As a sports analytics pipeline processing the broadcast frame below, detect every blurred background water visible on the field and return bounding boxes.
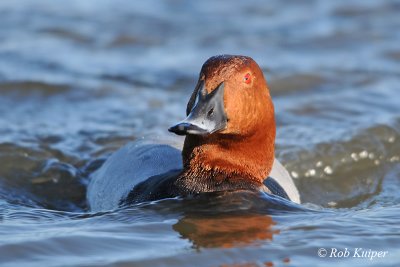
[0,0,400,266]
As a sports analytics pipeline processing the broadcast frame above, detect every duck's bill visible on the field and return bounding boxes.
[168,121,210,136]
[168,81,227,136]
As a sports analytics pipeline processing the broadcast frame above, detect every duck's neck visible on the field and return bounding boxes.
[176,127,275,194]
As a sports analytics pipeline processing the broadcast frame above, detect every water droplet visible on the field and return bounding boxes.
[374,160,380,165]
[389,156,399,162]
[388,137,395,143]
[316,161,323,167]
[324,166,333,175]
[368,153,375,159]
[359,150,368,159]
[291,171,299,179]
[328,201,337,207]
[306,169,316,177]
[351,153,359,161]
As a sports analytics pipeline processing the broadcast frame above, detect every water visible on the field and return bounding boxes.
[1,0,400,266]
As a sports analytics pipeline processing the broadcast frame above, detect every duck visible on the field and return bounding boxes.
[87,55,300,211]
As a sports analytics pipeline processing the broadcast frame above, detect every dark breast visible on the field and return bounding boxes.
[122,169,182,205]
[121,170,290,206]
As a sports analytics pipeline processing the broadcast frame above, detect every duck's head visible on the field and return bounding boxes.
[169,55,276,183]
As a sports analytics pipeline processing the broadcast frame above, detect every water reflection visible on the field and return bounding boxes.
[132,190,305,250]
[173,213,279,249]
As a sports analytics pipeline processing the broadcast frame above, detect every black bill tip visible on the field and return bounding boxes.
[168,122,209,136]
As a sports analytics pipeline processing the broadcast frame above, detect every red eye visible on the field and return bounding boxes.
[243,73,251,84]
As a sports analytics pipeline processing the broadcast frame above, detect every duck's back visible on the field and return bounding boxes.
[87,139,183,211]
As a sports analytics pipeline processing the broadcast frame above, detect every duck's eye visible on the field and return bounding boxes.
[243,73,251,84]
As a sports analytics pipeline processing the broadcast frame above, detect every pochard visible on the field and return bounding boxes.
[87,55,300,211]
